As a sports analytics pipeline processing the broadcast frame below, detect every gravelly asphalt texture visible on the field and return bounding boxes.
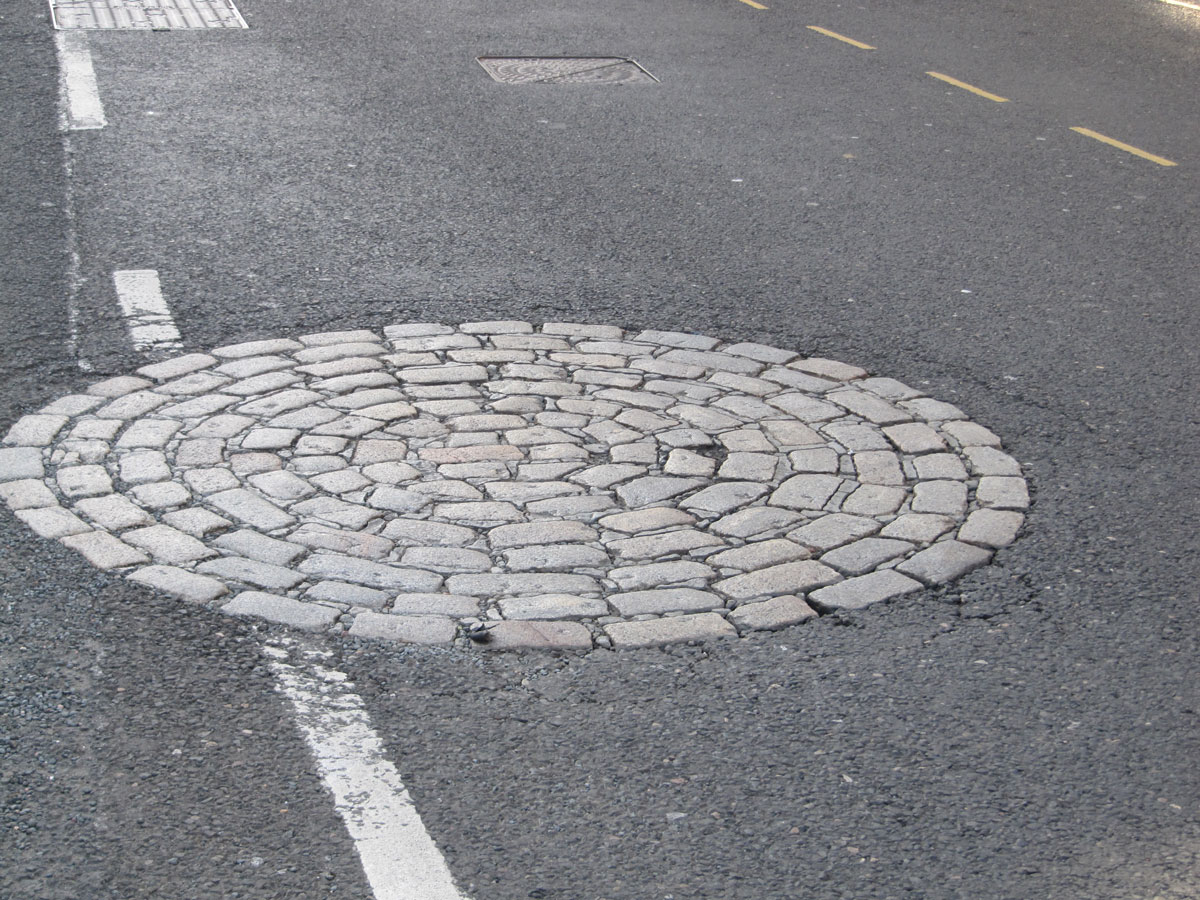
[2,0,1198,896]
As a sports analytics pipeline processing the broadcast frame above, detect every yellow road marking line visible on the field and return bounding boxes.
[1070,127,1177,167]
[926,71,1009,103]
[807,26,875,49]
[1160,0,1200,10]
[736,0,769,9]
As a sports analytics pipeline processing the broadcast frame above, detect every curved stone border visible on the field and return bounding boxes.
[0,322,1027,650]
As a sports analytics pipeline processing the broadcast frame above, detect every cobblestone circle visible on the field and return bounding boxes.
[0,322,1028,650]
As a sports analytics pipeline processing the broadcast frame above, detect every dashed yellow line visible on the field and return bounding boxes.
[736,0,769,8]
[926,71,1009,103]
[1070,127,1177,167]
[807,26,875,49]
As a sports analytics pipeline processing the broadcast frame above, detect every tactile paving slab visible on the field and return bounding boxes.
[0,322,1027,650]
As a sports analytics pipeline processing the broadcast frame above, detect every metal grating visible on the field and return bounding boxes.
[50,0,247,29]
[477,57,657,85]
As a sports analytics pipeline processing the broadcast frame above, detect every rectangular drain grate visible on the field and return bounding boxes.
[50,0,247,29]
[477,57,657,85]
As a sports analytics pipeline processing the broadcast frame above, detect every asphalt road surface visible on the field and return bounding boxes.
[2,0,1198,897]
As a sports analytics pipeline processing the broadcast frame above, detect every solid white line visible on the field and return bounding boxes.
[112,269,184,352]
[264,640,469,900]
[55,32,107,131]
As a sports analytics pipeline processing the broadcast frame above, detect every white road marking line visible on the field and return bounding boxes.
[55,32,107,131]
[264,640,469,900]
[112,269,184,352]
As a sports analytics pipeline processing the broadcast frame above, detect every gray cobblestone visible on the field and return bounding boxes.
[446,572,601,596]
[976,476,1030,510]
[129,565,228,603]
[819,537,914,576]
[791,357,866,381]
[5,414,70,447]
[431,500,523,524]
[60,531,150,569]
[769,474,842,511]
[119,451,171,485]
[911,480,968,516]
[598,507,695,534]
[606,529,725,560]
[231,455,288,478]
[207,488,296,530]
[0,447,46,481]
[540,322,624,339]
[707,539,809,571]
[57,465,113,499]
[16,507,91,538]
[728,595,816,631]
[294,342,387,365]
[213,355,294,379]
[294,497,383,528]
[305,581,392,608]
[963,446,1021,476]
[384,518,477,546]
[882,422,947,454]
[41,395,101,416]
[183,468,241,494]
[160,508,230,537]
[840,484,906,516]
[389,593,479,615]
[197,556,305,591]
[249,470,316,502]
[401,546,492,573]
[616,476,708,506]
[211,338,303,358]
[87,375,154,397]
[350,613,457,644]
[853,450,904,485]
[609,560,715,591]
[713,560,840,600]
[681,481,769,515]
[223,592,341,630]
[298,554,443,591]
[941,420,1002,448]
[498,594,606,619]
[958,509,1024,548]
[605,612,736,648]
[0,479,58,509]
[187,413,254,439]
[913,453,969,480]
[96,391,169,420]
[123,524,215,565]
[213,529,305,566]
[504,544,610,571]
[808,569,923,610]
[288,526,394,559]
[709,506,804,539]
[880,513,957,543]
[896,540,992,585]
[608,587,722,615]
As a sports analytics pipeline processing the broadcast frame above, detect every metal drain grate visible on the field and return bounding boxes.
[477,57,657,85]
[49,0,247,29]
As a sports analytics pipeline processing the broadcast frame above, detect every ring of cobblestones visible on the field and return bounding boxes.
[0,322,1028,651]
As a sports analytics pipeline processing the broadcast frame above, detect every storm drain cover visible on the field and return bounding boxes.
[49,0,247,29]
[477,57,657,85]
[0,321,1028,652]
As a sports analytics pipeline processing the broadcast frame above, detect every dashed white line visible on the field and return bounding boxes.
[112,269,184,352]
[55,31,106,131]
[264,640,470,900]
